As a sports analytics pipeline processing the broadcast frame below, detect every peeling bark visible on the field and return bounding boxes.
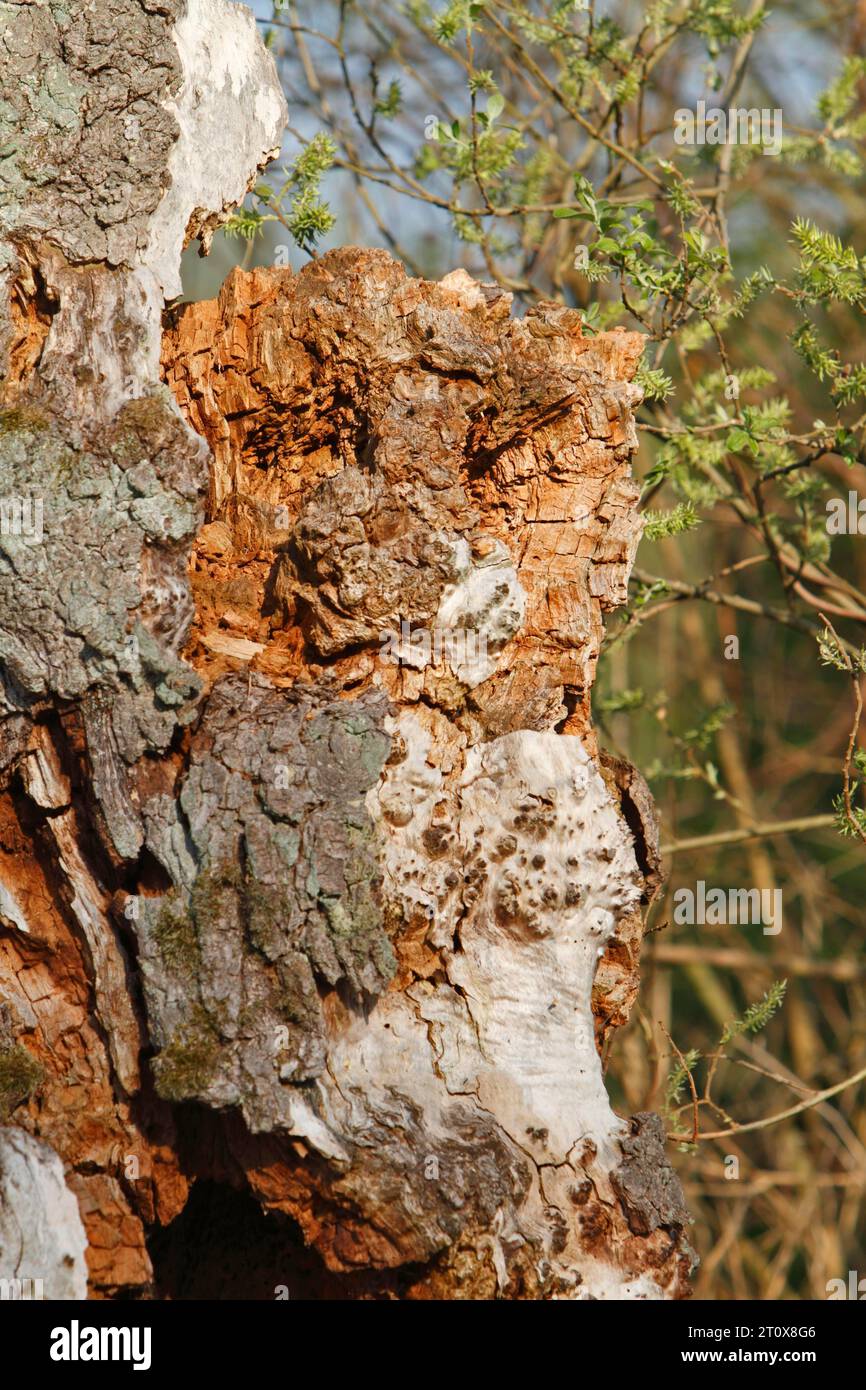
[0,0,692,1299]
[0,0,285,1297]
[0,1125,88,1300]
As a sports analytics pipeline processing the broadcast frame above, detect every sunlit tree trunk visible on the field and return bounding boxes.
[0,0,691,1299]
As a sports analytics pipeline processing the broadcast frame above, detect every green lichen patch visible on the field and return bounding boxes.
[151,1009,220,1103]
[0,1044,45,1120]
[153,893,199,974]
[154,862,244,976]
[190,861,242,935]
[0,407,50,436]
[135,677,395,1125]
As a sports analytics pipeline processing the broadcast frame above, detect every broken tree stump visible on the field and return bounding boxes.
[0,0,692,1299]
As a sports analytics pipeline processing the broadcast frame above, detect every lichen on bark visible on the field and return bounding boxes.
[135,675,396,1131]
[0,0,287,1296]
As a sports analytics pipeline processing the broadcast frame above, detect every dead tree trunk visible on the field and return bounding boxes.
[0,1,692,1299]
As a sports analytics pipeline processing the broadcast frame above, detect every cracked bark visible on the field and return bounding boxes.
[0,0,693,1299]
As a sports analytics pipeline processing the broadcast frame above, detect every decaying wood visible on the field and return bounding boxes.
[0,0,692,1299]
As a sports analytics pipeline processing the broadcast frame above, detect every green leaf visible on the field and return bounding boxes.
[486,91,504,121]
[643,500,701,541]
[726,427,751,452]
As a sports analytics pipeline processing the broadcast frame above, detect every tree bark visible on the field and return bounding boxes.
[0,0,693,1299]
